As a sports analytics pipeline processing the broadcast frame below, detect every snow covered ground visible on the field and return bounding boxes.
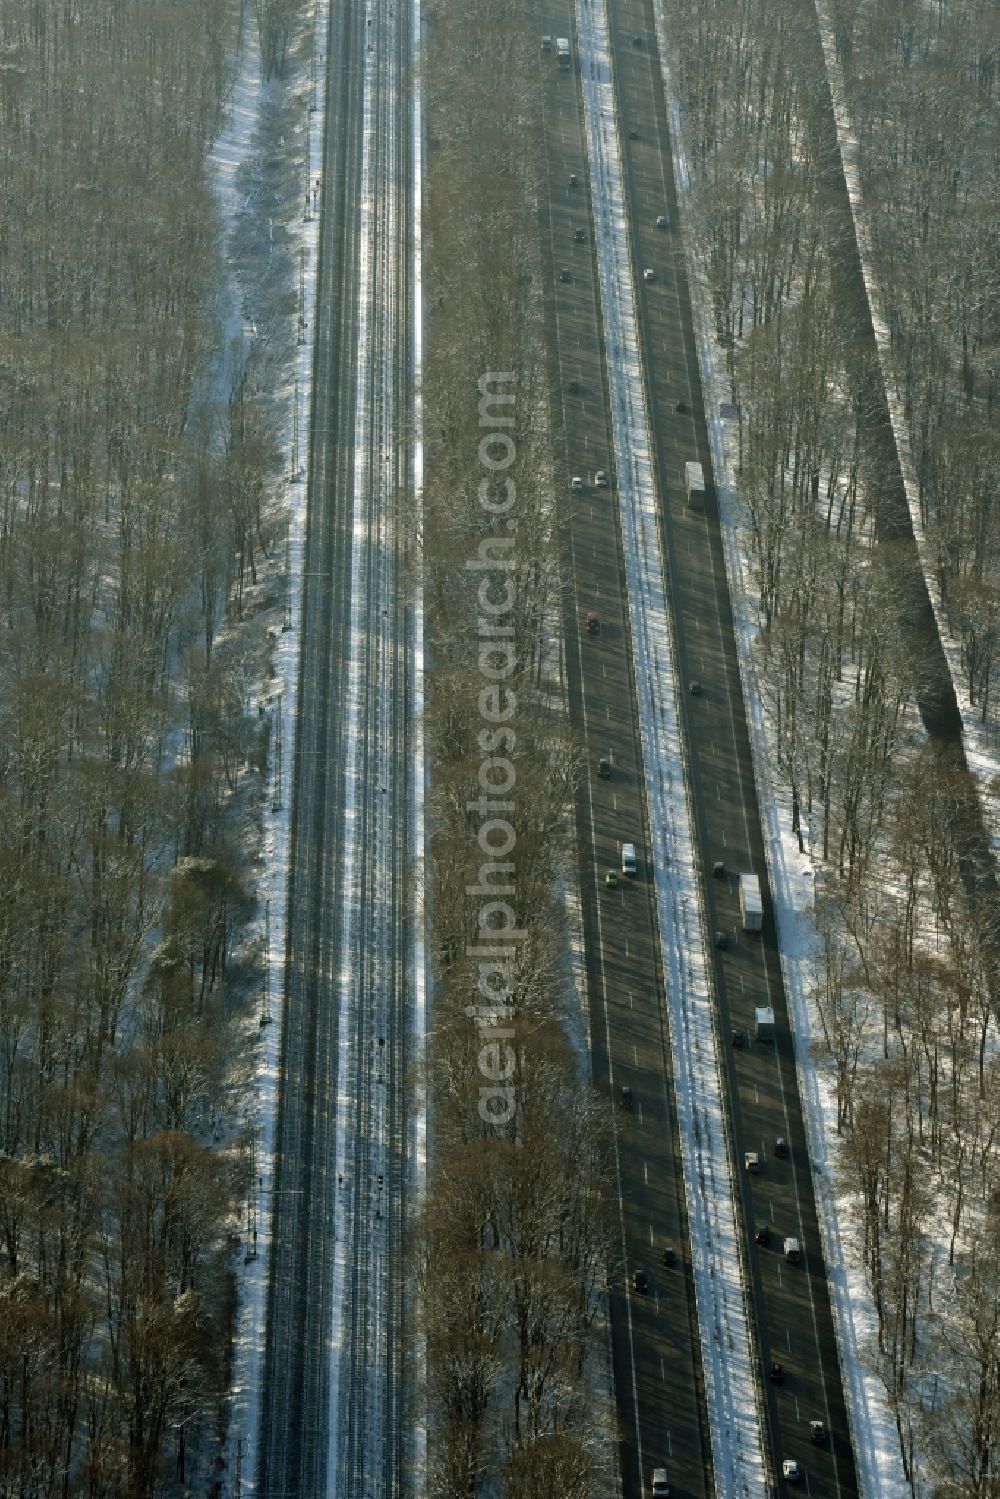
[652,5,912,1494]
[574,0,770,1491]
[209,2,331,1488]
[811,0,1000,857]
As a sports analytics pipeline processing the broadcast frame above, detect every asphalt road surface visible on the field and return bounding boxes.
[538,13,713,1499]
[609,1,861,1491]
[539,3,863,1495]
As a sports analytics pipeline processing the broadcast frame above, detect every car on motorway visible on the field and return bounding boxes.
[782,1458,802,1482]
[745,1151,760,1173]
[731,1026,746,1046]
[688,678,701,694]
[643,266,655,281]
[632,1268,648,1294]
[571,474,583,491]
[620,1085,633,1110]
[569,171,579,186]
[783,1236,802,1263]
[716,930,730,950]
[768,1361,785,1383]
[774,1136,789,1158]
[574,227,586,242]
[754,1223,770,1245]
[585,610,599,633]
[656,213,668,228]
[632,33,644,46]
[621,841,637,875]
[713,859,725,878]
[629,126,640,140]
[661,1245,677,1267]
[560,267,572,283]
[598,757,612,778]
[605,869,619,888]
[541,33,551,48]
[650,1469,670,1497]
[809,1420,827,1444]
[595,468,610,486]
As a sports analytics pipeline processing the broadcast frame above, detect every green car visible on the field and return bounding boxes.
[605,869,619,888]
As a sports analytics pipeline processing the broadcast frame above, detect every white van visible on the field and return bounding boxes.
[783,1236,801,1263]
[621,842,637,875]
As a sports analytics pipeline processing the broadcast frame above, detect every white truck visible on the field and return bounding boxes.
[739,873,763,932]
[754,1006,775,1041]
[684,460,705,504]
[556,36,571,65]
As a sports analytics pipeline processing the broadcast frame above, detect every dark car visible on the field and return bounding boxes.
[809,1420,827,1445]
[774,1137,789,1159]
[688,679,701,694]
[632,33,643,46]
[560,267,572,283]
[574,227,586,242]
[768,1361,784,1384]
[661,1245,677,1267]
[620,1085,633,1110]
[716,930,730,950]
[569,172,579,186]
[585,611,600,634]
[628,126,640,140]
[754,1224,770,1246]
[632,1268,648,1294]
[598,758,612,779]
[713,860,725,878]
[731,1027,746,1048]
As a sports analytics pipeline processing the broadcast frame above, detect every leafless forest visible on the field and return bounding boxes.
[0,1,302,1492]
[2,0,997,1493]
[667,0,999,1489]
[416,1,617,1494]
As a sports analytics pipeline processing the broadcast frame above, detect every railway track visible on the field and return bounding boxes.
[257,0,414,1494]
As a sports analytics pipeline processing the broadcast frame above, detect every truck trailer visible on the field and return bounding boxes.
[739,873,763,932]
[754,1006,775,1041]
[684,460,705,504]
